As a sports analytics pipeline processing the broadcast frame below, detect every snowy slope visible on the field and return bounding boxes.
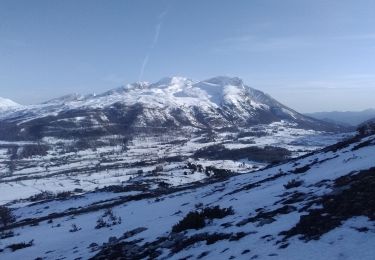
[0,97,20,110]
[0,129,374,259]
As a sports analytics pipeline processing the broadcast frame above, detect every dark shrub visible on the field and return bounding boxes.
[55,191,73,200]
[152,165,164,174]
[75,138,92,150]
[6,240,34,252]
[200,206,234,219]
[291,165,310,174]
[158,181,170,189]
[172,206,234,233]
[69,224,81,232]
[0,231,15,239]
[29,191,54,201]
[0,205,16,227]
[18,144,49,159]
[95,208,122,229]
[237,131,268,138]
[205,166,232,178]
[284,179,304,189]
[172,211,205,233]
[194,144,291,163]
[7,146,18,160]
[29,191,73,202]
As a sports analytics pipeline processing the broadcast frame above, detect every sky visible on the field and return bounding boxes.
[0,0,374,113]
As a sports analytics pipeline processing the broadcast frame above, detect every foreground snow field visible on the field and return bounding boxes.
[0,131,374,259]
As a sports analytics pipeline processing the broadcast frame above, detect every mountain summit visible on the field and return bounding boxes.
[0,97,20,110]
[0,76,344,140]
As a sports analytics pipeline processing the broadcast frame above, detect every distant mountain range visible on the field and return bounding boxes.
[0,76,344,141]
[306,109,375,126]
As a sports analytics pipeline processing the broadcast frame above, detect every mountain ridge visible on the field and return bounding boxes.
[0,76,346,142]
[306,108,375,126]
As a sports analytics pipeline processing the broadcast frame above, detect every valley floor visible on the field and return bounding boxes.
[0,122,348,204]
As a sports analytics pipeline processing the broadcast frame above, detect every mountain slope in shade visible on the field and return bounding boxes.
[306,108,375,126]
[0,76,344,141]
[358,117,375,135]
[0,123,373,259]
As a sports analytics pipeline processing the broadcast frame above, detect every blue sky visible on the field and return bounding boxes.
[0,0,374,112]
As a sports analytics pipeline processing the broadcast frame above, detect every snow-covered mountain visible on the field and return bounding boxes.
[0,76,367,260]
[0,121,373,260]
[0,76,344,141]
[0,97,20,111]
[0,76,351,204]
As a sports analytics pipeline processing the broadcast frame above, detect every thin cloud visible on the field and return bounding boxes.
[138,6,170,81]
[152,23,162,47]
[152,8,168,48]
[139,54,150,82]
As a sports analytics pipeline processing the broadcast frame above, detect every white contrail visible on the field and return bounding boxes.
[152,23,162,47]
[138,7,169,81]
[139,54,150,82]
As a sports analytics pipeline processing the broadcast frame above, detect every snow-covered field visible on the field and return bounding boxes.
[0,122,348,204]
[0,130,373,259]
